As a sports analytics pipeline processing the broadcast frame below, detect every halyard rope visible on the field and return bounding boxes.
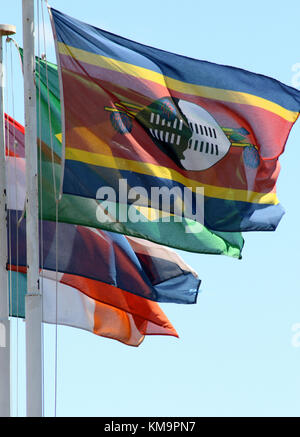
[41,0,60,417]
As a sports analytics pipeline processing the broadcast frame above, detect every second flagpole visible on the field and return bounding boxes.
[23,0,43,417]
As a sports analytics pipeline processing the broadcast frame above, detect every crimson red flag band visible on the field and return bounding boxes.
[50,7,300,232]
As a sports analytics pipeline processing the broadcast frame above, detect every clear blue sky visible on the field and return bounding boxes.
[2,0,300,417]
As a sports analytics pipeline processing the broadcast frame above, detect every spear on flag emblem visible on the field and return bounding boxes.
[105,98,258,171]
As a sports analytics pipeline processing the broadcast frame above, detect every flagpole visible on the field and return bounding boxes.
[0,23,16,418]
[22,0,43,417]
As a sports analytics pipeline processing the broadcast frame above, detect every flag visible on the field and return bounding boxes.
[27,49,244,258]
[50,8,300,232]
[8,271,177,347]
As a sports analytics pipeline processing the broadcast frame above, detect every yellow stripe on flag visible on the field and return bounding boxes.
[65,147,279,205]
[58,42,299,123]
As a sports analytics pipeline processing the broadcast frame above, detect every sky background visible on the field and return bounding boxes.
[2,0,300,417]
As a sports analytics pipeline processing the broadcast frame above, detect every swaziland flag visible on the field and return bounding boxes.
[50,7,300,235]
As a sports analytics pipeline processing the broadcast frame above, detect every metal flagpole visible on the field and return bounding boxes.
[0,23,16,418]
[22,0,43,417]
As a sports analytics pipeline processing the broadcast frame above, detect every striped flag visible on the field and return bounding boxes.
[50,8,300,233]
[9,271,176,347]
